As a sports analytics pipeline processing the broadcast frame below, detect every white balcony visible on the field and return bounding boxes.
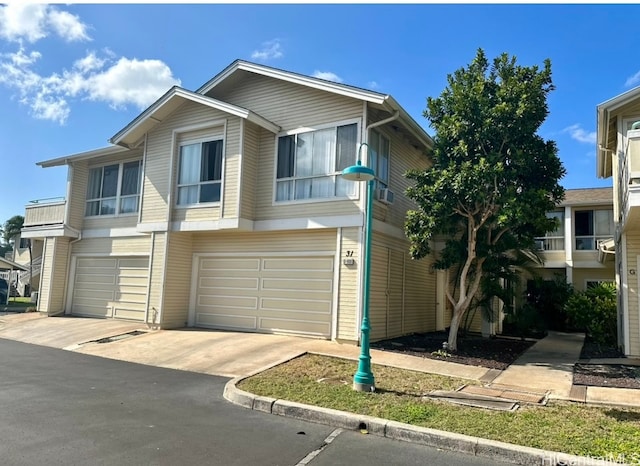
[22,198,79,239]
[621,129,640,231]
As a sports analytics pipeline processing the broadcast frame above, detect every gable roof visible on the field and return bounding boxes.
[597,85,640,178]
[560,187,612,207]
[197,60,433,151]
[110,86,281,148]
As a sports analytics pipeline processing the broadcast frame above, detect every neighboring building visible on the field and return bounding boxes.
[21,60,438,343]
[597,86,640,357]
[533,187,615,291]
[8,233,43,297]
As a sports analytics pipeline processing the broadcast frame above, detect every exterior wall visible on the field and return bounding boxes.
[69,160,88,231]
[370,231,435,341]
[239,121,261,221]
[572,267,615,292]
[209,72,363,131]
[624,231,640,356]
[160,232,193,328]
[38,237,69,315]
[147,232,167,327]
[140,101,241,225]
[70,236,150,256]
[336,227,360,341]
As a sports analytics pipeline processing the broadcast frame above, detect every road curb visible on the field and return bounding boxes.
[223,377,627,466]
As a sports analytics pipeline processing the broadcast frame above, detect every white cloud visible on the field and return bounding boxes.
[0,49,180,124]
[0,4,90,43]
[563,124,596,144]
[367,81,379,90]
[625,70,640,88]
[312,71,343,83]
[251,39,283,61]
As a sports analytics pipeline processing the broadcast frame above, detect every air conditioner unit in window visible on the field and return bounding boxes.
[376,188,394,205]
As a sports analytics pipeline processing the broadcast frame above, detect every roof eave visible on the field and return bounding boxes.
[37,145,131,168]
[383,96,434,151]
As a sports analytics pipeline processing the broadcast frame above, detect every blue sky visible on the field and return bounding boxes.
[0,3,635,225]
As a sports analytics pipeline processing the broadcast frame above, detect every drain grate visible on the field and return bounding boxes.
[94,330,147,344]
[459,385,547,404]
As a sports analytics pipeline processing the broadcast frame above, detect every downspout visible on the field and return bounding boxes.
[366,111,400,133]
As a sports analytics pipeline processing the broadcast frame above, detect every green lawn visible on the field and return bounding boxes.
[239,354,640,461]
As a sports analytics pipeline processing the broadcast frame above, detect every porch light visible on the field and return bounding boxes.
[342,143,375,392]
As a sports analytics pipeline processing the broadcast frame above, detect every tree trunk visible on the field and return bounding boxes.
[447,308,465,351]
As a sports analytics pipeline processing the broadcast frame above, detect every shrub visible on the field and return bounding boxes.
[565,282,617,346]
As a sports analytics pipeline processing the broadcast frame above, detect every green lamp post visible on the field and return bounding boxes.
[342,144,376,392]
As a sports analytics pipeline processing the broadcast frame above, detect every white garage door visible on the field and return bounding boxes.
[193,255,334,337]
[71,257,149,321]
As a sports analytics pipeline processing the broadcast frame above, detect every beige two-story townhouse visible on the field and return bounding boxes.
[597,86,640,357]
[21,60,437,344]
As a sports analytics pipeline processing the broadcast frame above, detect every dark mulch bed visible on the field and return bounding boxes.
[573,336,640,390]
[371,332,536,370]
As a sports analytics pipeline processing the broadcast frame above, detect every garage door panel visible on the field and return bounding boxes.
[199,277,259,290]
[196,313,256,330]
[71,256,148,322]
[200,258,260,271]
[262,257,333,272]
[194,255,333,338]
[259,318,330,336]
[77,258,117,269]
[262,278,332,292]
[198,294,257,310]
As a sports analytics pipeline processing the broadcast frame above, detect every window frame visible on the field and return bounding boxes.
[85,158,143,218]
[368,128,391,194]
[175,136,225,208]
[574,209,614,251]
[535,210,565,251]
[273,118,361,205]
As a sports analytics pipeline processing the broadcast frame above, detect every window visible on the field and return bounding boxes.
[177,139,223,205]
[275,123,357,201]
[535,211,564,250]
[369,129,390,191]
[86,160,142,217]
[574,209,614,250]
[18,238,30,249]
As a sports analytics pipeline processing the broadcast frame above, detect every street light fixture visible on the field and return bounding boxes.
[342,143,376,392]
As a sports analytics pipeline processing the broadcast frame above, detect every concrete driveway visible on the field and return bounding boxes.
[0,313,488,380]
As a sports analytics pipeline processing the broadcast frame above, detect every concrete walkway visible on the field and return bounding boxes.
[0,313,637,407]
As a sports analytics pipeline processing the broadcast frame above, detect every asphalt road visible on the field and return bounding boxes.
[0,338,501,466]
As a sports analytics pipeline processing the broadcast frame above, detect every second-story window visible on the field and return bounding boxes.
[275,123,357,202]
[535,211,565,250]
[369,129,390,191]
[177,139,223,206]
[86,160,142,217]
[575,209,614,250]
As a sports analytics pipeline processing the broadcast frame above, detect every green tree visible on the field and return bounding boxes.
[405,49,565,351]
[2,215,24,244]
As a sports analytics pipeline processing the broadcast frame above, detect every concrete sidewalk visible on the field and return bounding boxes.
[0,313,637,407]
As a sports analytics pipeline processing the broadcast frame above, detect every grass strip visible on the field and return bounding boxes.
[238,354,640,460]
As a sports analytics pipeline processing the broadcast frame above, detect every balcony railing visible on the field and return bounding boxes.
[24,197,66,227]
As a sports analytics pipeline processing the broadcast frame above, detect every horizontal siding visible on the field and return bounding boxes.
[368,109,430,230]
[337,227,360,341]
[147,232,166,327]
[69,160,88,231]
[83,215,138,230]
[626,232,640,356]
[240,121,261,220]
[209,71,363,131]
[222,117,241,219]
[42,237,69,315]
[142,101,234,224]
[192,229,336,254]
[37,237,54,314]
[161,232,193,328]
[71,236,150,256]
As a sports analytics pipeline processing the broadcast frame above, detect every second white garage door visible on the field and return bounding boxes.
[70,256,149,321]
[192,255,334,337]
